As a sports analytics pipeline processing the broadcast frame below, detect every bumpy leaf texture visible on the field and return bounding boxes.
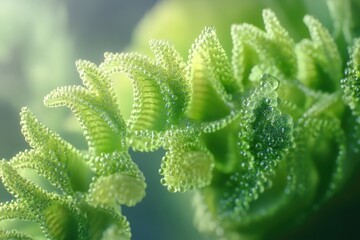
[1,4,359,240]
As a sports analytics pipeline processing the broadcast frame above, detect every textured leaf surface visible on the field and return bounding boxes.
[186,27,233,121]
[213,76,294,221]
[232,9,297,81]
[88,151,146,207]
[44,60,126,155]
[342,39,360,115]
[160,132,215,192]
[296,15,342,91]
[0,6,354,240]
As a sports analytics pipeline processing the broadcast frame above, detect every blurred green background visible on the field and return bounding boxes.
[1,0,360,239]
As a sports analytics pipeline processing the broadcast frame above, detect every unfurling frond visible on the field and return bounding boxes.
[296,117,346,203]
[1,62,140,239]
[88,151,146,207]
[186,27,234,121]
[149,39,189,108]
[102,52,185,132]
[160,132,215,192]
[231,9,297,82]
[44,61,126,155]
[296,15,342,92]
[1,6,355,240]
[19,107,91,192]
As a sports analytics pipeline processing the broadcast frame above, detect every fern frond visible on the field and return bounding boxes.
[296,117,346,203]
[296,15,342,91]
[232,9,297,81]
[326,0,352,43]
[302,91,341,118]
[0,229,33,240]
[1,6,356,240]
[88,172,145,207]
[10,150,73,195]
[41,202,88,240]
[75,60,115,99]
[149,39,190,111]
[0,200,36,222]
[212,75,294,221]
[186,27,234,121]
[160,131,215,192]
[19,107,92,192]
[20,107,67,151]
[88,151,146,207]
[83,206,130,240]
[0,162,89,239]
[100,217,131,240]
[102,52,175,132]
[0,161,54,205]
[199,110,241,133]
[44,67,126,155]
[126,130,163,152]
[189,27,238,95]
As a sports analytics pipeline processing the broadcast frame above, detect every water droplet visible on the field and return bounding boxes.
[160,178,166,185]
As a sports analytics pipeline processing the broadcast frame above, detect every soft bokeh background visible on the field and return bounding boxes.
[1,0,359,239]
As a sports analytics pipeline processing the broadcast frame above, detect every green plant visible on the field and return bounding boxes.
[1,5,360,240]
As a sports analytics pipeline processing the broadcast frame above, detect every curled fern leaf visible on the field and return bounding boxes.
[19,107,92,192]
[88,151,146,207]
[1,62,142,239]
[44,60,126,155]
[232,9,297,82]
[102,52,179,132]
[296,15,342,91]
[160,131,215,192]
[2,4,359,240]
[186,27,233,121]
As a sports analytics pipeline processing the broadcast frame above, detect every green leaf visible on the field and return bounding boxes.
[199,110,241,134]
[0,200,36,222]
[189,27,238,95]
[44,85,126,155]
[296,15,342,92]
[232,9,297,81]
[78,205,129,240]
[186,27,233,121]
[212,75,294,221]
[127,130,163,152]
[0,229,33,240]
[42,202,88,240]
[149,39,190,114]
[19,108,92,192]
[88,151,146,207]
[75,60,116,100]
[160,131,215,192]
[10,150,73,195]
[88,172,146,207]
[100,218,131,240]
[326,0,352,43]
[0,161,52,206]
[296,117,346,204]
[102,52,174,132]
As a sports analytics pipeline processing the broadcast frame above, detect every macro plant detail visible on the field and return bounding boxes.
[0,6,359,240]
